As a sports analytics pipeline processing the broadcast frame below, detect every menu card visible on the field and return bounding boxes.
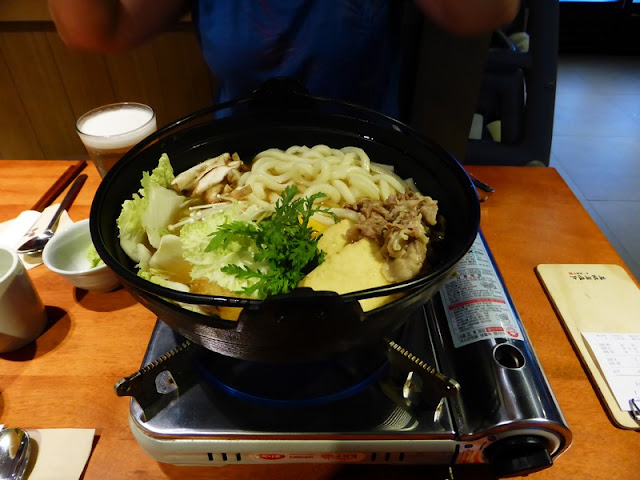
[536,264,640,429]
[582,332,640,412]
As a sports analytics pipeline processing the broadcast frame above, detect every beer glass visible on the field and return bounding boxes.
[76,102,157,178]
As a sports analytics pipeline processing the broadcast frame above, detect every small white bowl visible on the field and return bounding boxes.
[42,219,120,292]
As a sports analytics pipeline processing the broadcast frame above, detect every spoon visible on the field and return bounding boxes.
[0,427,31,479]
[17,173,88,254]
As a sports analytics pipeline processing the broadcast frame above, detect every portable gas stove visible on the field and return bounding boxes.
[115,233,572,478]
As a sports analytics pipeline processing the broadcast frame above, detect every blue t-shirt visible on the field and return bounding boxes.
[193,0,405,118]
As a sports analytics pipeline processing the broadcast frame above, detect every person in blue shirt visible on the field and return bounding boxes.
[48,1,519,118]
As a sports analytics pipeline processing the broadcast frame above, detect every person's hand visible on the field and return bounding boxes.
[48,0,189,52]
[414,0,520,35]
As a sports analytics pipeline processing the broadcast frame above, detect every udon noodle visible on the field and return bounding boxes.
[236,145,414,221]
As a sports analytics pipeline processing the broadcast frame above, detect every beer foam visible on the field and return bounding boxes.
[77,105,156,149]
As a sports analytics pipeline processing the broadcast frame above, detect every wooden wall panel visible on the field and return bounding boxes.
[0,25,215,160]
[105,43,167,125]
[0,31,82,158]
[152,32,215,125]
[46,32,117,119]
[0,45,43,159]
[0,0,50,22]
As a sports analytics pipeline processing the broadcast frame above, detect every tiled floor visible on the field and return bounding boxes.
[549,54,640,282]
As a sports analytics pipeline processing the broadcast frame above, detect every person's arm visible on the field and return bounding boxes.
[414,0,521,35]
[47,0,190,53]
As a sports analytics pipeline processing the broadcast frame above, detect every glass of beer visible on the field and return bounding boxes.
[76,102,157,178]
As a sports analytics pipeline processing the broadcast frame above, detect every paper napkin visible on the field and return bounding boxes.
[0,205,74,269]
[24,428,95,480]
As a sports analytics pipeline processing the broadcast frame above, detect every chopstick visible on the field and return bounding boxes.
[469,173,494,193]
[31,160,88,212]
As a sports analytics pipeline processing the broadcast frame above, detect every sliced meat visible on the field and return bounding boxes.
[345,191,439,283]
[383,239,427,282]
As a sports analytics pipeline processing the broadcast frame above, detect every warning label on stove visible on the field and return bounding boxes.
[439,234,523,348]
[251,452,367,463]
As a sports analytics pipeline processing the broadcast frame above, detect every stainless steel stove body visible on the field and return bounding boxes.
[119,234,572,477]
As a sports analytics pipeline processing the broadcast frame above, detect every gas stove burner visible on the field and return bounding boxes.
[119,233,572,477]
[193,350,389,408]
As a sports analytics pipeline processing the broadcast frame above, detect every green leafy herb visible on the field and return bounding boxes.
[205,185,337,299]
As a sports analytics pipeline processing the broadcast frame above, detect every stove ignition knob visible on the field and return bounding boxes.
[484,435,553,477]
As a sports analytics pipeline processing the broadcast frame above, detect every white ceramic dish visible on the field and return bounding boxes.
[42,219,120,292]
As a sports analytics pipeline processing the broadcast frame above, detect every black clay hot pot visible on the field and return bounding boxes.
[90,80,480,363]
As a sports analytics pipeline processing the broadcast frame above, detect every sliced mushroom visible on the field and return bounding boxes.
[171,153,230,192]
[203,184,224,204]
[192,165,234,196]
[228,184,252,200]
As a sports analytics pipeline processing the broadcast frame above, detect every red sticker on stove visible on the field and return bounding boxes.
[257,454,286,460]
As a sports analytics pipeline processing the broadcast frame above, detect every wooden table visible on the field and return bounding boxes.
[1,160,638,480]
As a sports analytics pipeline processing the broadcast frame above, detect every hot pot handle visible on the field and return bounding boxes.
[249,77,315,112]
[125,76,429,166]
[234,288,366,345]
[247,77,416,135]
